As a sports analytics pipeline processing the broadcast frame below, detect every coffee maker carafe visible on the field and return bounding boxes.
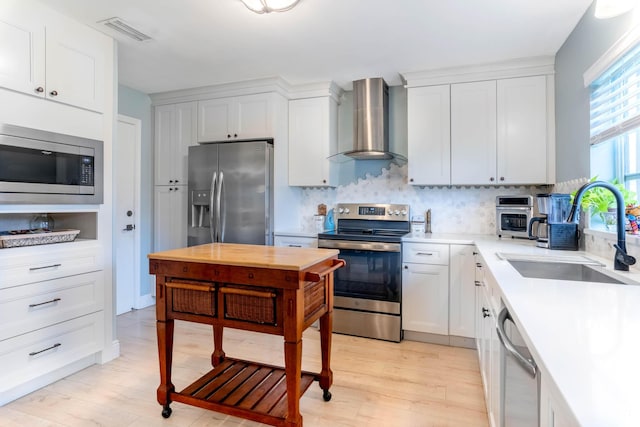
[529,194,576,249]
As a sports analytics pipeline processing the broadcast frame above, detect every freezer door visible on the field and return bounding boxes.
[218,141,272,245]
[187,144,219,246]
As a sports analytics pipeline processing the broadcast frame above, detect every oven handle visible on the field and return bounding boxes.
[317,239,401,252]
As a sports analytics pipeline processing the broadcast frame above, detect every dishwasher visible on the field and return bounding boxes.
[496,306,540,427]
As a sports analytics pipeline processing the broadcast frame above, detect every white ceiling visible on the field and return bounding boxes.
[44,0,593,95]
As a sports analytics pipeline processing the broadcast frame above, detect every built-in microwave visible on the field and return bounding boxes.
[0,124,103,204]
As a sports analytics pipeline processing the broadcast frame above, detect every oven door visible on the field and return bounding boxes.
[317,239,401,313]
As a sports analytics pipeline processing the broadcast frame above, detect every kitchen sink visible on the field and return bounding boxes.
[507,259,639,285]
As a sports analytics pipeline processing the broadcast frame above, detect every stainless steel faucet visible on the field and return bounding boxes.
[567,181,636,271]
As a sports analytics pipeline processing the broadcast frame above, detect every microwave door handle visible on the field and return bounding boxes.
[496,307,537,378]
[210,171,217,243]
[217,170,225,242]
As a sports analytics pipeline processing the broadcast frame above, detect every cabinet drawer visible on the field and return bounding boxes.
[403,243,449,265]
[0,242,102,289]
[274,235,318,248]
[0,312,104,392]
[0,271,104,341]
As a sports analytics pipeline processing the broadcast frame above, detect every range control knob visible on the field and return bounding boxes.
[394,210,400,215]
[344,208,350,214]
[400,209,407,216]
[338,208,344,214]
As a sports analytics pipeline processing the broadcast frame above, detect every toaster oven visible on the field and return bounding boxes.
[496,195,535,238]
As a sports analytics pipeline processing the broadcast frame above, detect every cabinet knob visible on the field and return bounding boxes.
[169,188,173,191]
[169,180,173,183]
[489,177,495,182]
[403,265,408,269]
[499,176,505,181]
[234,133,238,138]
[35,86,44,93]
[175,179,179,183]
[322,179,326,184]
[473,251,478,255]
[50,90,58,96]
[409,178,414,182]
[227,134,231,138]
[174,187,179,191]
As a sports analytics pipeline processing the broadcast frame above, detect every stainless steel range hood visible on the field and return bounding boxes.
[343,77,393,160]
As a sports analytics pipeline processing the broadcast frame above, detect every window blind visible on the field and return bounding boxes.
[590,42,640,145]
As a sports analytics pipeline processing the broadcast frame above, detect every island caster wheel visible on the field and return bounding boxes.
[322,389,332,402]
[161,405,172,418]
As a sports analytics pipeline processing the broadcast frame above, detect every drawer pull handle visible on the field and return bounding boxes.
[166,281,215,292]
[29,342,61,356]
[416,252,434,256]
[288,244,302,247]
[29,298,61,308]
[29,263,62,271]
[220,287,276,299]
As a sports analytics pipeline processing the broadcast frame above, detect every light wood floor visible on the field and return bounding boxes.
[0,307,489,427]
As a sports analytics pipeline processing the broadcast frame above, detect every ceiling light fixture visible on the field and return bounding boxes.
[594,0,637,19]
[239,0,301,14]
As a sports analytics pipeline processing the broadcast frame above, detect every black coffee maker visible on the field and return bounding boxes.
[529,193,578,250]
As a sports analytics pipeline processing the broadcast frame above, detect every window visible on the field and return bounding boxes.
[590,42,640,195]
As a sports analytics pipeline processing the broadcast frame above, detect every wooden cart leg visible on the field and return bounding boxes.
[284,339,303,427]
[211,324,225,366]
[156,318,175,417]
[318,310,333,401]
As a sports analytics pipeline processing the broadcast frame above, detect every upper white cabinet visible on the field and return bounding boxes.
[288,96,339,187]
[404,58,555,186]
[154,102,197,186]
[496,75,549,185]
[407,85,450,186]
[450,81,497,185]
[0,6,106,112]
[197,93,274,142]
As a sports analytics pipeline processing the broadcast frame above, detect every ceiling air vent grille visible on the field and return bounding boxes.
[98,17,151,42]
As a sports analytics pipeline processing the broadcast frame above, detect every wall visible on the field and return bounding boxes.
[554,2,637,182]
[117,85,153,296]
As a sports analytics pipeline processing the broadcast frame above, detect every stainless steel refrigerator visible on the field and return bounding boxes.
[187,140,273,246]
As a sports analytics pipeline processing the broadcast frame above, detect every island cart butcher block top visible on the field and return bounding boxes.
[148,243,345,427]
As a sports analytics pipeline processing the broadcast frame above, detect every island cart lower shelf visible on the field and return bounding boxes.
[170,358,319,424]
[149,243,345,427]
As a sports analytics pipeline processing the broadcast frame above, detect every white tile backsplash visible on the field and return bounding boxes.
[299,163,542,234]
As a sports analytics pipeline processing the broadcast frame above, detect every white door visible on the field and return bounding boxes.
[115,115,141,315]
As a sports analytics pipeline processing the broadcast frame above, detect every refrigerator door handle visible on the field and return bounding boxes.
[217,170,225,242]
[210,171,217,243]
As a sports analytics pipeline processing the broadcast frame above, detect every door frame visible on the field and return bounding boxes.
[115,114,143,311]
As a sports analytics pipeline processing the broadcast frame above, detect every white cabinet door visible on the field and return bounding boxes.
[288,97,338,187]
[45,24,106,112]
[198,93,273,142]
[154,186,187,252]
[497,75,548,185]
[540,375,580,427]
[402,263,449,335]
[451,81,497,185]
[407,85,451,185]
[154,102,197,186]
[0,7,45,97]
[449,244,476,338]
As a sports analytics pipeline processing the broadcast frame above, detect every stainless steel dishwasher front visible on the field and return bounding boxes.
[496,306,540,427]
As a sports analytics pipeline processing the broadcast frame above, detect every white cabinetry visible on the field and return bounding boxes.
[475,253,501,427]
[0,4,106,112]
[449,244,476,338]
[154,102,197,186]
[197,93,274,142]
[450,81,497,184]
[407,85,450,185]
[402,243,449,335]
[274,234,318,248]
[540,375,580,427]
[288,96,339,187]
[154,185,187,252]
[0,242,104,405]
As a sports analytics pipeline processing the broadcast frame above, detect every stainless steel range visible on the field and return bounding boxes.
[317,203,410,342]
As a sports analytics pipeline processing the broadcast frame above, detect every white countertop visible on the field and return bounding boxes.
[468,236,640,427]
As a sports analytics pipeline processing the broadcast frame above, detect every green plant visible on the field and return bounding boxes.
[570,177,637,222]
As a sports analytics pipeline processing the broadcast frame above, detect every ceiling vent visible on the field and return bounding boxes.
[98,17,152,42]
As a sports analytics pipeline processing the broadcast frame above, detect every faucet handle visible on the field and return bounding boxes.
[613,244,636,268]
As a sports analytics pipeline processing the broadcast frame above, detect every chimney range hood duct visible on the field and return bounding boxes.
[344,77,393,160]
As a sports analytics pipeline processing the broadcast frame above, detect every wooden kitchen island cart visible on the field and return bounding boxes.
[148,243,344,427]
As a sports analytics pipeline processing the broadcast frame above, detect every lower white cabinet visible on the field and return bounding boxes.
[273,234,317,248]
[154,185,188,252]
[402,243,450,335]
[449,244,476,338]
[540,375,580,427]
